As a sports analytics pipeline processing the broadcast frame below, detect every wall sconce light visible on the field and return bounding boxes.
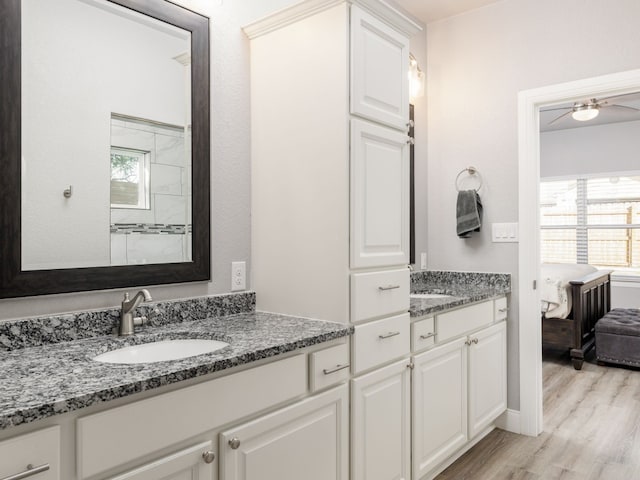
[409,53,425,103]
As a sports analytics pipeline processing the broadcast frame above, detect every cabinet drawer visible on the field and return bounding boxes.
[436,301,494,343]
[351,269,409,322]
[352,313,410,374]
[494,296,508,321]
[0,426,60,480]
[77,355,307,479]
[309,343,350,393]
[411,316,435,352]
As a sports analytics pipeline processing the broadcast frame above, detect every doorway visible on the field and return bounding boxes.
[517,68,640,436]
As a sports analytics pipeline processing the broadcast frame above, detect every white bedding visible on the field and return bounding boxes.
[541,263,598,319]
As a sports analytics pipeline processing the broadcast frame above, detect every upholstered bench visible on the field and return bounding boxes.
[595,308,640,368]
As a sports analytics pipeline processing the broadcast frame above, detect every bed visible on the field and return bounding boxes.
[541,264,612,370]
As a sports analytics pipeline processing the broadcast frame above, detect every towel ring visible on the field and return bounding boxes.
[455,166,483,192]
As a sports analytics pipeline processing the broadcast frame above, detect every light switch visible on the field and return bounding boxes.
[492,223,519,243]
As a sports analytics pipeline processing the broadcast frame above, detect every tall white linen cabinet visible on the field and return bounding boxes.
[245,1,421,480]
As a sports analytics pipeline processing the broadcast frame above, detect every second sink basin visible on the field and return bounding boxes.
[93,339,230,364]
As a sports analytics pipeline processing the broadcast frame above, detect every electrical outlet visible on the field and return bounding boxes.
[420,252,427,270]
[231,261,246,291]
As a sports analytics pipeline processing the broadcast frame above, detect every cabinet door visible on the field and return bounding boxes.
[351,359,411,480]
[220,385,348,480]
[106,441,215,480]
[468,321,507,438]
[0,426,60,480]
[412,337,468,479]
[350,5,410,130]
[351,118,409,269]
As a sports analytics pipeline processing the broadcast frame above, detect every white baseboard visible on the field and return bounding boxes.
[494,408,521,434]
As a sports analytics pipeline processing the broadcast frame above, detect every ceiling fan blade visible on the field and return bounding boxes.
[540,106,572,113]
[608,103,640,112]
[597,92,640,104]
[547,110,573,125]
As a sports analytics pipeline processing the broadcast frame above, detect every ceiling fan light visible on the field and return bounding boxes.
[572,106,599,121]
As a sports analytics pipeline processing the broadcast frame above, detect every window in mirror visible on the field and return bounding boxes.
[110,147,150,209]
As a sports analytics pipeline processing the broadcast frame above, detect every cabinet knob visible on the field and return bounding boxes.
[472,338,479,344]
[228,437,241,450]
[202,450,216,464]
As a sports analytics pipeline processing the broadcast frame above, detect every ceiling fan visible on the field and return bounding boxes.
[543,94,640,125]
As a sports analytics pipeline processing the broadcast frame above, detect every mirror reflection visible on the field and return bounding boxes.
[21,0,192,270]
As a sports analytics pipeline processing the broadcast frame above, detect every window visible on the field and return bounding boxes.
[110,147,150,209]
[540,174,640,278]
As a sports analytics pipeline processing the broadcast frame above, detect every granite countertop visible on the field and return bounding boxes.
[409,271,511,317]
[0,311,352,430]
[410,286,508,317]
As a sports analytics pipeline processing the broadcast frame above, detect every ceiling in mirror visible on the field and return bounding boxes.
[0,0,210,298]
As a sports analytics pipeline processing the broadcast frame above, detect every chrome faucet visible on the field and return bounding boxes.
[119,289,152,336]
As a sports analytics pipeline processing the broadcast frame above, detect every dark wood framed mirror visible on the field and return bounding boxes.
[0,0,210,298]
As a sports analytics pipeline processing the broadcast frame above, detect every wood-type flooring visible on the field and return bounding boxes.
[436,348,640,480]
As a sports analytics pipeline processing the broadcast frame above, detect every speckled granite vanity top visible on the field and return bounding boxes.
[0,292,352,430]
[410,270,511,317]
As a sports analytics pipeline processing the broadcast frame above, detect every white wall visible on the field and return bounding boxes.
[541,120,640,178]
[425,0,640,410]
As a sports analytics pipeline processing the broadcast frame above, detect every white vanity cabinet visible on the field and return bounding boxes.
[0,425,60,480]
[68,341,350,480]
[219,385,348,480]
[410,298,508,480]
[351,359,411,480]
[350,118,410,269]
[350,4,411,130]
[246,0,419,324]
[245,3,419,480]
[412,337,468,478]
[106,441,215,480]
[468,321,507,439]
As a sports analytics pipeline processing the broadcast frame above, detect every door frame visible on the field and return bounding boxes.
[517,68,640,436]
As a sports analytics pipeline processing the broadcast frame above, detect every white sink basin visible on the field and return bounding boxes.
[93,339,230,364]
[410,293,454,299]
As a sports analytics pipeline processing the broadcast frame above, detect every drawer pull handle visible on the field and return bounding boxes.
[228,437,241,450]
[379,331,401,339]
[419,332,435,340]
[2,463,50,480]
[378,285,400,291]
[498,308,508,313]
[202,450,216,464]
[323,363,350,375]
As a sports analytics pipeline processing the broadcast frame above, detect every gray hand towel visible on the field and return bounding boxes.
[456,190,483,238]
